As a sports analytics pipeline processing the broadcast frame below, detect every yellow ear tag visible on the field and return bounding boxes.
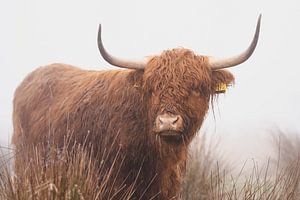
[215,83,227,93]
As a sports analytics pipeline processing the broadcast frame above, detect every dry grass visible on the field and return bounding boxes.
[182,130,300,200]
[182,133,226,200]
[1,129,300,200]
[271,128,300,168]
[0,139,136,200]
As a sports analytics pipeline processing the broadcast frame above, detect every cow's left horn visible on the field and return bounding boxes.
[97,24,147,69]
[208,14,261,70]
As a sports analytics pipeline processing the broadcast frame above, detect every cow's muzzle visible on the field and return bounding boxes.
[155,113,183,134]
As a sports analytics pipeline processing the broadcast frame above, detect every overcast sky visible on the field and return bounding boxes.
[1,0,300,166]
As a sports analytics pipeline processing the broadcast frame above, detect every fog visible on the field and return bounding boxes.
[1,0,300,167]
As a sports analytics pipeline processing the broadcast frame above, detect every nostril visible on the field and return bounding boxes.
[159,117,164,124]
[172,116,179,124]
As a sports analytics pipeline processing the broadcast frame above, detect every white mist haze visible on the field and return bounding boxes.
[1,0,300,167]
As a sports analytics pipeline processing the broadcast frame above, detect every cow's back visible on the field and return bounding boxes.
[12,64,144,147]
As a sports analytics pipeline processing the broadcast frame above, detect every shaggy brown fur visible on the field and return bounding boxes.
[12,48,234,199]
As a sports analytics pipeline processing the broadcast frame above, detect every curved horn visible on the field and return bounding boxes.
[97,24,147,69]
[208,14,261,70]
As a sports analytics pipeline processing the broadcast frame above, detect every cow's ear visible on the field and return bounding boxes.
[211,70,235,94]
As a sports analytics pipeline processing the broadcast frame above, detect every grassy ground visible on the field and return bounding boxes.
[182,131,300,199]
[1,130,300,199]
[0,141,135,200]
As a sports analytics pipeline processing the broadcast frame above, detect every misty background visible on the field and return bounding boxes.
[1,0,300,167]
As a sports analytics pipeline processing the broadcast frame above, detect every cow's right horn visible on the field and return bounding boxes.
[97,24,147,69]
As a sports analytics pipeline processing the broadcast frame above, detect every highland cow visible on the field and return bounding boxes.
[12,16,261,199]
